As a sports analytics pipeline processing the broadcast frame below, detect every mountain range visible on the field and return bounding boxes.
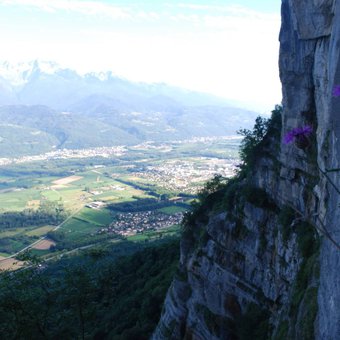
[0,61,258,157]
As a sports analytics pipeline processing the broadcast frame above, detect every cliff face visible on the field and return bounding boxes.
[153,1,340,339]
[280,1,340,338]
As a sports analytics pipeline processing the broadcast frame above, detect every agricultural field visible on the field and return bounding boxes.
[0,165,188,261]
[0,257,25,271]
[0,137,240,268]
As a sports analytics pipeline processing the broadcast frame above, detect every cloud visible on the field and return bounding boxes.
[0,0,131,19]
[177,4,223,11]
[136,11,160,20]
[170,4,279,29]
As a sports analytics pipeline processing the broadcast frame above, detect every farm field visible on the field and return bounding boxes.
[0,258,25,271]
[25,226,55,237]
[0,137,239,268]
[126,224,181,243]
[0,164,188,260]
[32,239,56,250]
[158,206,187,214]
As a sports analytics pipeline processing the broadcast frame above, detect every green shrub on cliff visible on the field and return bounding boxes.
[238,105,282,175]
[182,105,283,235]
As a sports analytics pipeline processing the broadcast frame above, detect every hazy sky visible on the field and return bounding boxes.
[0,0,282,112]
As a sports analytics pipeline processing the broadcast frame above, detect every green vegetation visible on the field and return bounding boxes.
[107,197,188,213]
[237,105,282,175]
[182,174,229,232]
[232,219,249,240]
[158,205,187,214]
[0,153,196,256]
[0,118,266,338]
[195,304,228,336]
[0,234,37,254]
[299,287,318,339]
[0,98,250,158]
[182,106,283,239]
[25,225,55,237]
[0,239,179,339]
[3,108,305,340]
[241,185,278,212]
[296,221,320,258]
[238,116,270,171]
[0,200,67,229]
[47,227,119,252]
[0,136,239,257]
[179,106,319,340]
[234,303,271,340]
[77,207,113,226]
[288,222,320,339]
[222,176,243,211]
[273,320,289,340]
[127,225,180,243]
[0,123,58,158]
[278,205,296,243]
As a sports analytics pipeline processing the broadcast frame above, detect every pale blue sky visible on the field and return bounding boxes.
[0,0,282,112]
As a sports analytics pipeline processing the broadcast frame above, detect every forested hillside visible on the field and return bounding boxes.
[0,63,257,157]
[0,239,179,339]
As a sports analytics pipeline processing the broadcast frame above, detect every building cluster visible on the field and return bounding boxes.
[0,146,127,166]
[86,201,106,209]
[97,211,183,236]
[132,158,238,194]
[86,185,125,196]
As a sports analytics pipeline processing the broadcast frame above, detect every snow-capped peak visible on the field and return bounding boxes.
[0,60,121,86]
[0,60,63,86]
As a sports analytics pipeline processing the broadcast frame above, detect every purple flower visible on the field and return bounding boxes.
[332,85,340,97]
[283,125,313,145]
[283,131,295,144]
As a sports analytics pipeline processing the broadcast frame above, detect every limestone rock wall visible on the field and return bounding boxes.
[153,1,340,339]
[280,1,340,338]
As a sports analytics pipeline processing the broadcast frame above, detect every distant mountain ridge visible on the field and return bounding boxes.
[0,61,258,158]
[0,60,230,108]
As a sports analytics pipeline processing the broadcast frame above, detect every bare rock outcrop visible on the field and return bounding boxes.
[153,1,340,339]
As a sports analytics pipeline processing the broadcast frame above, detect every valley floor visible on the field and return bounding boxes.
[0,137,239,268]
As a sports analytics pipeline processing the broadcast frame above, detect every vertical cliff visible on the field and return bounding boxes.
[280,1,340,338]
[153,1,340,339]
